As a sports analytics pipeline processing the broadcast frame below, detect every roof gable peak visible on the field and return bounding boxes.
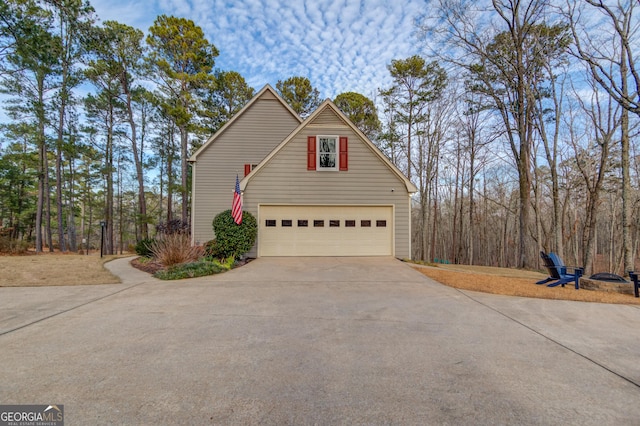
[242,97,417,193]
[189,84,301,162]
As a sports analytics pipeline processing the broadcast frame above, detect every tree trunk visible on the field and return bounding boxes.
[583,192,600,276]
[79,198,85,254]
[67,158,77,252]
[407,98,413,181]
[451,141,460,263]
[417,133,427,261]
[621,105,632,273]
[431,160,439,261]
[180,125,189,222]
[87,188,93,254]
[609,196,616,272]
[123,81,148,240]
[517,158,531,269]
[167,129,174,223]
[44,144,53,252]
[468,146,475,266]
[159,150,164,226]
[36,145,45,253]
[105,105,115,255]
[620,45,633,273]
[534,169,543,269]
[118,158,124,254]
[421,194,429,261]
[55,74,70,252]
[55,143,66,251]
[35,74,46,253]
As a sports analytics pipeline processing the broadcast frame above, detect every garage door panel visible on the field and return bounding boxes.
[259,205,392,256]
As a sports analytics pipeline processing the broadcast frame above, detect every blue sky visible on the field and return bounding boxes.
[91,0,427,100]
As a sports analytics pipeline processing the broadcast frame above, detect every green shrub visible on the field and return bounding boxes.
[212,210,257,260]
[203,241,237,267]
[154,260,226,280]
[150,233,202,267]
[203,239,222,260]
[135,238,155,257]
[219,256,236,270]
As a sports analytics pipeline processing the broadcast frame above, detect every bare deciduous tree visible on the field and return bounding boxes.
[567,0,639,272]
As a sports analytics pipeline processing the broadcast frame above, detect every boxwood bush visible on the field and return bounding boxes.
[212,210,257,260]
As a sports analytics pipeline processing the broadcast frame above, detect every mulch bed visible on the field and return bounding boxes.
[130,257,165,275]
[130,257,253,276]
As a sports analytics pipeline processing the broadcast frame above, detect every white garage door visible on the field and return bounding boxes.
[258,205,393,256]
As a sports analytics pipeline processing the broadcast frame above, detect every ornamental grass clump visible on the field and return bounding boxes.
[150,233,202,267]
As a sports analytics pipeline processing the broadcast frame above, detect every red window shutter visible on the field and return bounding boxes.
[244,164,251,176]
[339,136,348,171]
[307,136,316,170]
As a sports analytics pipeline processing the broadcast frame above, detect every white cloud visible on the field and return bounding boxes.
[92,0,427,100]
[91,0,157,30]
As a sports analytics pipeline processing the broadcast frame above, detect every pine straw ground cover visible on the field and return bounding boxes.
[0,253,122,287]
[413,263,640,305]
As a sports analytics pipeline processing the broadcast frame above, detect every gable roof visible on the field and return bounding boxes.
[241,99,418,193]
[189,84,302,162]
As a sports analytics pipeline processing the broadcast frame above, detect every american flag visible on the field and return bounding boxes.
[232,175,243,225]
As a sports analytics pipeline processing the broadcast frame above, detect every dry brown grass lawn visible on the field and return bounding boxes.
[413,263,640,305]
[0,253,122,287]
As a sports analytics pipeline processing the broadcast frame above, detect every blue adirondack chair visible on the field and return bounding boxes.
[536,251,583,289]
[628,272,640,298]
[536,252,558,285]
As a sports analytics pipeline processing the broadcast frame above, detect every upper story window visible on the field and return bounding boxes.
[307,135,348,171]
[318,136,338,170]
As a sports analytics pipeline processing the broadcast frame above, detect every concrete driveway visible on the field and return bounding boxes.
[1,256,639,425]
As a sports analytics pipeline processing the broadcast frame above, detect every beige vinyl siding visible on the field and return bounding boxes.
[309,107,348,126]
[244,117,412,258]
[191,96,300,245]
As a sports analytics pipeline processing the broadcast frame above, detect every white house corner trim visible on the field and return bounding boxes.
[392,203,396,257]
[190,162,196,246]
[407,195,412,260]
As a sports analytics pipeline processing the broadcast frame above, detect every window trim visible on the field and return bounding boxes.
[317,135,339,171]
[244,163,259,177]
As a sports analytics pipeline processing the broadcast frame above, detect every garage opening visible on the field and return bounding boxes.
[258,205,393,256]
